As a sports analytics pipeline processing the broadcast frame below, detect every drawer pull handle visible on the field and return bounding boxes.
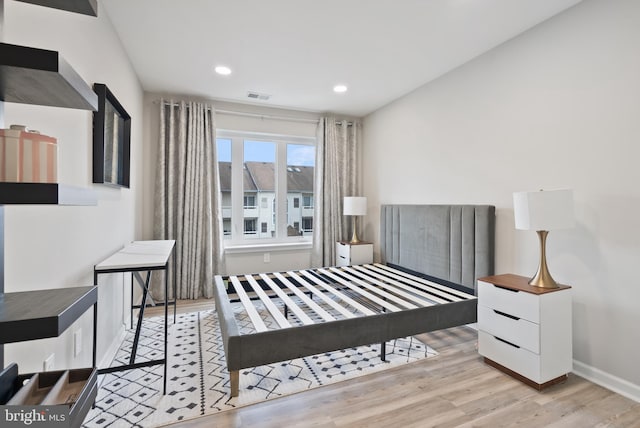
[494,285,519,293]
[495,336,520,349]
[494,309,520,321]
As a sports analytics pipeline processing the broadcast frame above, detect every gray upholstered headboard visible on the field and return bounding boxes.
[380,205,495,291]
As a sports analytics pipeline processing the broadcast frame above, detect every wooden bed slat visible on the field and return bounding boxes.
[272,272,336,322]
[343,266,441,305]
[329,267,420,309]
[258,273,316,325]
[318,268,402,313]
[244,275,291,329]
[371,264,475,301]
[299,270,376,316]
[350,265,448,304]
[228,276,268,332]
[284,271,357,320]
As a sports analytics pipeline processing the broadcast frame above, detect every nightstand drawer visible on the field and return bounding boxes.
[336,242,350,258]
[478,330,540,382]
[478,280,540,323]
[478,305,539,353]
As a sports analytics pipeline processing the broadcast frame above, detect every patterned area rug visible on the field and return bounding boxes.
[83,303,437,427]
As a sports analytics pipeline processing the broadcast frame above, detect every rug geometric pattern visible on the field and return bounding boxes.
[83,302,436,428]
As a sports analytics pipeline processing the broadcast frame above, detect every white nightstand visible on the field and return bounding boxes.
[477,274,572,390]
[335,241,373,266]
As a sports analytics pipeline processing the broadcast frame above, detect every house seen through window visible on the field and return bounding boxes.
[216,131,315,244]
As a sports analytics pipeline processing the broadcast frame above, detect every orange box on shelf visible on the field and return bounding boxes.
[0,124,58,183]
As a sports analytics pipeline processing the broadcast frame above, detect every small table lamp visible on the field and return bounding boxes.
[513,189,575,288]
[343,196,367,244]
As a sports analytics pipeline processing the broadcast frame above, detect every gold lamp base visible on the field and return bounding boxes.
[529,230,559,288]
[349,216,361,244]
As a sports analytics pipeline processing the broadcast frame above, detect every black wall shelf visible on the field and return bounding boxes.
[0,43,98,111]
[0,183,97,206]
[14,0,98,17]
[0,286,97,344]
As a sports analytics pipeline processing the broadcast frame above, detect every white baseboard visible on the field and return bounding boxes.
[96,325,127,386]
[573,359,640,403]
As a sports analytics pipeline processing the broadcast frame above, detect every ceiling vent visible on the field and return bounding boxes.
[247,91,271,101]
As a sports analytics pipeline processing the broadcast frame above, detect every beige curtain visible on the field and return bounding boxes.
[153,100,224,299]
[312,116,361,267]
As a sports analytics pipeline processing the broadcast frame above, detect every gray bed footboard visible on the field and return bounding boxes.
[223,298,476,372]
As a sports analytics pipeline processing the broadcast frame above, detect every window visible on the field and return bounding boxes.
[217,131,315,244]
[244,218,257,235]
[302,217,313,232]
[303,194,313,209]
[223,220,231,236]
[243,195,256,209]
[217,138,232,240]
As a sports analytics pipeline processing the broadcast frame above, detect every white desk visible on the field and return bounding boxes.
[95,240,176,271]
[94,239,176,395]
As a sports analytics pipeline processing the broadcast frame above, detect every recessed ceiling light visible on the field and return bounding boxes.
[333,84,348,93]
[214,65,232,76]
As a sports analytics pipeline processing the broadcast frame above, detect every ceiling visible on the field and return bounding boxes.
[102,0,583,117]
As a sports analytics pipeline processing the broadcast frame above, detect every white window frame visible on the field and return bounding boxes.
[217,129,315,249]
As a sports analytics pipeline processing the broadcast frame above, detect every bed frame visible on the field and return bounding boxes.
[213,204,495,396]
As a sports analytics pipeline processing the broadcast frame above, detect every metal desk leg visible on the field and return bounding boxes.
[172,249,177,323]
[163,262,169,395]
[130,271,151,365]
[130,274,134,329]
[93,301,98,367]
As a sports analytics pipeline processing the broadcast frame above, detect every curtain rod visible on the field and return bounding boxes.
[155,99,353,126]
[156,99,319,124]
[215,108,320,124]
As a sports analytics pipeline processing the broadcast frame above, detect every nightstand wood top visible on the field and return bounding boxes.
[478,273,571,294]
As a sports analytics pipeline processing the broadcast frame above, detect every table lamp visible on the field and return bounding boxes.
[343,196,367,244]
[513,189,575,288]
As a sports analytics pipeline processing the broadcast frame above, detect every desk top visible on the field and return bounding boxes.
[95,240,176,271]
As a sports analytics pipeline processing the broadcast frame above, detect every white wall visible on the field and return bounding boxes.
[142,95,319,275]
[363,0,640,398]
[2,1,143,372]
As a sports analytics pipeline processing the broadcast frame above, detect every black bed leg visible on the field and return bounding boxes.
[380,341,386,361]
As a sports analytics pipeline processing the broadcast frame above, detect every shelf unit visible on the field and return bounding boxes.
[0,183,97,206]
[14,0,98,17]
[0,42,98,110]
[0,5,99,370]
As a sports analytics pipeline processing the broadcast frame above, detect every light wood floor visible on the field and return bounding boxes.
[146,300,640,428]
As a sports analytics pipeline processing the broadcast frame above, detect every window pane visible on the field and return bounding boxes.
[302,217,313,232]
[216,138,232,239]
[244,218,257,235]
[287,144,315,237]
[244,140,275,239]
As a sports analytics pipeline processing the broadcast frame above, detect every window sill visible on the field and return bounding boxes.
[224,241,313,255]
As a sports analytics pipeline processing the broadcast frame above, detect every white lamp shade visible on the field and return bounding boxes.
[513,189,575,231]
[343,196,367,216]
